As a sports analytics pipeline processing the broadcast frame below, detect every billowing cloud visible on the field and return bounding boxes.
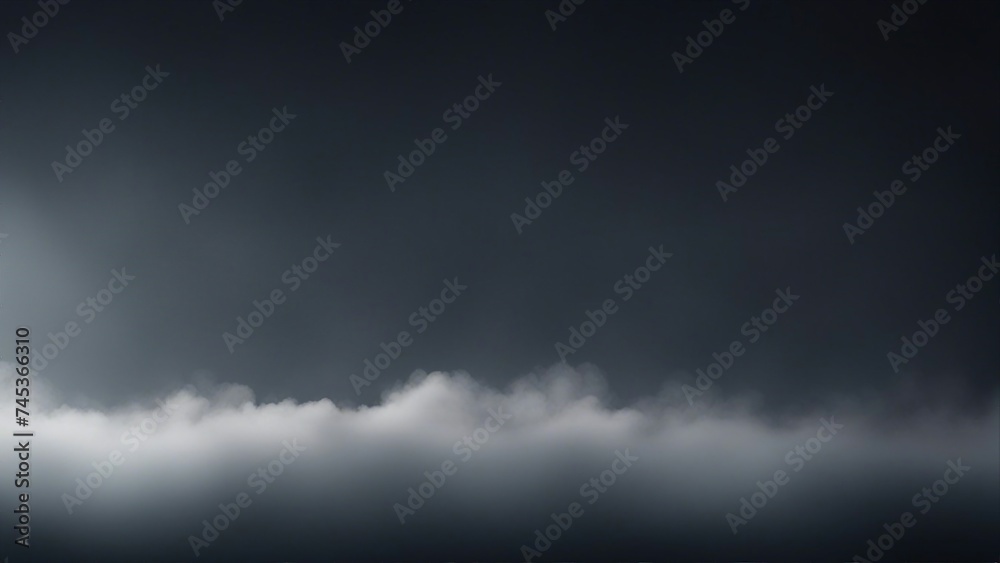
[2,361,997,561]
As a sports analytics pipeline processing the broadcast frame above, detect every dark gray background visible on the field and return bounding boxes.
[0,0,997,560]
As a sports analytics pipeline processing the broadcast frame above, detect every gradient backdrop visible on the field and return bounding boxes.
[0,0,998,561]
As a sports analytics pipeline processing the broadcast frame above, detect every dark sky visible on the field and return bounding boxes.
[0,0,997,561]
